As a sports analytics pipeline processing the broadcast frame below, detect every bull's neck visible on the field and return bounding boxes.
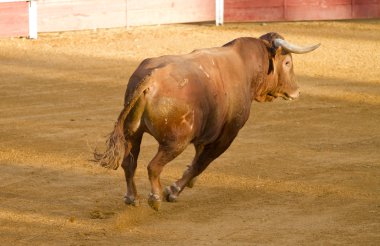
[231,37,271,102]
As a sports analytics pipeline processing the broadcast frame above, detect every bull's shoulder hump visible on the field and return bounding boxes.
[223,37,260,46]
[189,46,233,57]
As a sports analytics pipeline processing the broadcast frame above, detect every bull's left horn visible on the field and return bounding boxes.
[274,39,320,54]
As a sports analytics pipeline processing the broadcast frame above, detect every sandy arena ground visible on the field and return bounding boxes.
[0,21,379,245]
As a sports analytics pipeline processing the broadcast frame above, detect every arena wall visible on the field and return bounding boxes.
[224,0,380,22]
[37,0,215,32]
[0,1,29,37]
[1,0,380,38]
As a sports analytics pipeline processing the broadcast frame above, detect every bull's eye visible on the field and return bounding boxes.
[285,61,291,67]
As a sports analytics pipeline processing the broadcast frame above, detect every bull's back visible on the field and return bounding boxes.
[128,46,247,145]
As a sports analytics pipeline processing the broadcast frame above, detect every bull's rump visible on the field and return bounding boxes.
[141,61,227,145]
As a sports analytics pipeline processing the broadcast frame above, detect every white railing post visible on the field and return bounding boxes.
[28,0,37,39]
[216,0,224,26]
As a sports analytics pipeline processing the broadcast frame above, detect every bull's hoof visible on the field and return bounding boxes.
[163,186,177,202]
[124,195,138,206]
[187,177,197,188]
[148,193,161,211]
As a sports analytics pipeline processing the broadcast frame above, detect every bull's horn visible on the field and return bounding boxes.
[274,39,320,54]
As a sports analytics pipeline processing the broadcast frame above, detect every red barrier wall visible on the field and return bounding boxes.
[353,0,380,18]
[225,0,380,22]
[0,1,29,38]
[225,1,285,22]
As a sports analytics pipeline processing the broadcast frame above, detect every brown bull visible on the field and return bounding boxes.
[94,32,320,210]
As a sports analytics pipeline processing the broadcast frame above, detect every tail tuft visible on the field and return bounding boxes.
[93,123,125,170]
[94,73,153,169]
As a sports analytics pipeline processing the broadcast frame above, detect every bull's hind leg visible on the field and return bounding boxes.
[164,134,237,202]
[121,96,146,206]
[147,144,186,210]
[121,130,143,206]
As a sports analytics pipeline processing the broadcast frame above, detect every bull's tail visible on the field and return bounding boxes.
[93,74,153,170]
[93,119,126,170]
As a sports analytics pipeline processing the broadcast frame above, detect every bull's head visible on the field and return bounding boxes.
[256,32,320,102]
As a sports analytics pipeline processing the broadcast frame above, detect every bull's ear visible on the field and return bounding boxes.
[262,39,271,49]
[261,39,274,74]
[262,39,275,57]
[275,46,284,57]
[262,39,282,61]
[262,40,278,74]
[268,57,274,74]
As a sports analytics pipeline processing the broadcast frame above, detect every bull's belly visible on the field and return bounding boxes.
[142,94,249,148]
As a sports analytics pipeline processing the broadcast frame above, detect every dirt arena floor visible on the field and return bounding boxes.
[1,20,379,245]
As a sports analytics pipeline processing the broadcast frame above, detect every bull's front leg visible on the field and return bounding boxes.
[163,144,204,202]
[163,165,199,203]
[164,136,235,203]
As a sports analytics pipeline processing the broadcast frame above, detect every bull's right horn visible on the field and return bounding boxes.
[274,39,321,54]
